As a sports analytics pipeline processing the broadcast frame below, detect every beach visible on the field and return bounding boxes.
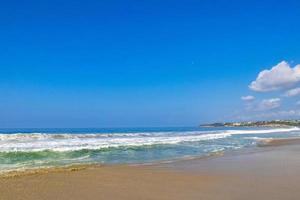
[1,138,300,200]
[2,0,299,198]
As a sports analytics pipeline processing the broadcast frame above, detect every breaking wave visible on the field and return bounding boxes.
[0,127,298,152]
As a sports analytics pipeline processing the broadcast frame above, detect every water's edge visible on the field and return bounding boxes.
[1,127,300,172]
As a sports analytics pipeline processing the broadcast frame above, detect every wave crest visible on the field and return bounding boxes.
[0,127,298,152]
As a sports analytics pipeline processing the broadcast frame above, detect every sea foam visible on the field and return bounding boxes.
[0,127,298,152]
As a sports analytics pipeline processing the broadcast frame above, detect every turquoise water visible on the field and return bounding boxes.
[1,127,300,172]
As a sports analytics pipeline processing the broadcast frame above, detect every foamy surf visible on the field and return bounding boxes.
[0,127,300,171]
[0,132,231,152]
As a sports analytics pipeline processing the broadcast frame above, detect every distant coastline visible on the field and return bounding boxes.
[200,120,300,128]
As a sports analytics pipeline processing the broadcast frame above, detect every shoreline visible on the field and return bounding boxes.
[1,138,300,199]
[257,137,300,146]
[1,136,298,178]
[0,151,225,178]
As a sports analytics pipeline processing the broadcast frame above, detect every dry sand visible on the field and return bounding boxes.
[1,139,300,200]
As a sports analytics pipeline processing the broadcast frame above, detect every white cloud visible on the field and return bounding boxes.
[284,87,300,97]
[257,98,281,111]
[241,95,255,101]
[249,61,300,92]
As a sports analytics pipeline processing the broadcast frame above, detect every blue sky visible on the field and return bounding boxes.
[0,0,300,128]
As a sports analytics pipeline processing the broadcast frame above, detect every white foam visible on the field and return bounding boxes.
[0,127,298,152]
[224,127,299,135]
[0,133,231,152]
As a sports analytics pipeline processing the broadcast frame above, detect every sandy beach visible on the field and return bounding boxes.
[1,139,300,200]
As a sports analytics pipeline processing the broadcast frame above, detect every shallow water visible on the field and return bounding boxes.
[0,127,300,171]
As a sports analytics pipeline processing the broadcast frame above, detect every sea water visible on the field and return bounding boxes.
[0,126,300,172]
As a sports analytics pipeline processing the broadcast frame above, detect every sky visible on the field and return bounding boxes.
[0,0,300,128]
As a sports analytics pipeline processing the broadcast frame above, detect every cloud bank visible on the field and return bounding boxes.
[236,61,300,121]
[249,61,300,92]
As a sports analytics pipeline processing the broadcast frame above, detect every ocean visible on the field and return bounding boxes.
[1,126,300,172]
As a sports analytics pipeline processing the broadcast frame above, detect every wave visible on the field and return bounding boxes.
[0,127,298,140]
[0,127,298,153]
[224,127,299,134]
[1,127,300,171]
[0,133,231,152]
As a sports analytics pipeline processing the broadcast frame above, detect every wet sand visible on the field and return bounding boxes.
[1,139,300,200]
[258,137,300,147]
